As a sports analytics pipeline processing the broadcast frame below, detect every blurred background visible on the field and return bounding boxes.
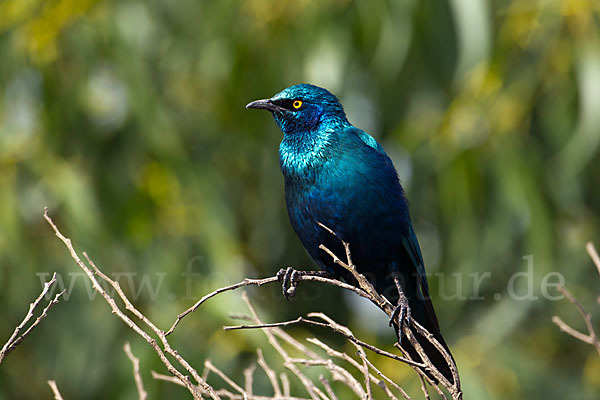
[1,0,600,398]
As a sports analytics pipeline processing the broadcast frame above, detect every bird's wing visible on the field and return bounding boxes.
[350,127,386,155]
[401,222,429,294]
[347,126,434,306]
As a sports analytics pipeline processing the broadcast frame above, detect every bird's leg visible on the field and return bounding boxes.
[276,267,332,301]
[389,272,412,341]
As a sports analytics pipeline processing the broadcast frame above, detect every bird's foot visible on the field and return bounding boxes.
[277,267,301,300]
[389,291,412,341]
[276,268,332,300]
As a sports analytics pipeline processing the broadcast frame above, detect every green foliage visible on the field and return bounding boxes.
[1,0,600,398]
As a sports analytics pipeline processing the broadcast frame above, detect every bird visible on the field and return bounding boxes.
[246,83,456,384]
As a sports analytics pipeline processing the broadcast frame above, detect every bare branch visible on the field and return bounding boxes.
[417,374,430,400]
[306,314,410,400]
[288,357,365,398]
[586,242,600,277]
[409,319,460,389]
[167,274,368,336]
[307,337,387,399]
[152,370,186,387]
[319,375,338,400]
[203,361,313,400]
[244,363,256,395]
[152,370,311,400]
[552,286,600,356]
[316,224,462,399]
[362,356,409,400]
[205,360,246,395]
[47,380,64,400]
[124,342,148,400]
[280,372,291,397]
[240,292,329,400]
[257,348,282,397]
[552,243,600,358]
[359,347,372,399]
[228,306,416,399]
[0,273,65,364]
[44,209,463,399]
[43,208,216,400]
[225,314,423,368]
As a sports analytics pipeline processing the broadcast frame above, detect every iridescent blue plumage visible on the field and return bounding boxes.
[247,84,455,382]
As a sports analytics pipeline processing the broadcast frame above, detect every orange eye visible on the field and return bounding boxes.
[293,100,303,109]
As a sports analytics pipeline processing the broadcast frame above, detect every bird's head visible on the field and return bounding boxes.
[246,84,348,135]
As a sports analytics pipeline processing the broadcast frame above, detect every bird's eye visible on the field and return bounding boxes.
[292,100,303,109]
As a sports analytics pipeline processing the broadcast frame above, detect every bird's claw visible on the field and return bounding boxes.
[277,267,300,300]
[276,268,333,300]
[389,292,412,341]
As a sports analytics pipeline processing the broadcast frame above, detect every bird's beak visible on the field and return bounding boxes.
[246,99,284,113]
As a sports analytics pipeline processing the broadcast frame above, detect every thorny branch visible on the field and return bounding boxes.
[0,272,65,364]
[43,209,461,399]
[552,242,600,356]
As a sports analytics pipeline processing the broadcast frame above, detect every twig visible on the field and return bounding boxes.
[307,338,364,373]
[288,357,365,398]
[552,243,600,357]
[167,274,367,336]
[306,314,410,400]
[411,319,460,389]
[47,380,64,400]
[305,314,402,399]
[205,360,246,395]
[308,312,370,400]
[152,370,311,400]
[227,294,450,400]
[280,372,291,397]
[307,338,397,399]
[244,363,256,395]
[586,242,600,277]
[225,315,423,368]
[269,326,373,399]
[43,208,216,400]
[319,375,338,400]
[359,348,372,399]
[317,223,462,399]
[257,348,282,397]
[82,251,212,394]
[552,286,600,356]
[417,374,430,400]
[152,371,186,387]
[45,208,461,399]
[124,342,148,400]
[240,292,329,400]
[204,361,313,400]
[228,308,414,399]
[362,357,408,400]
[0,273,65,363]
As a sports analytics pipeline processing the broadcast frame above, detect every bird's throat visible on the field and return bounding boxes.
[278,130,334,182]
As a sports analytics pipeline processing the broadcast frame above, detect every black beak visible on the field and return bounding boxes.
[246,99,284,113]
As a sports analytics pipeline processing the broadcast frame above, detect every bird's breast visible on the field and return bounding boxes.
[279,129,411,273]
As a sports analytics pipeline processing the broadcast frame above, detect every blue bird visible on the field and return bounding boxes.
[247,84,455,383]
